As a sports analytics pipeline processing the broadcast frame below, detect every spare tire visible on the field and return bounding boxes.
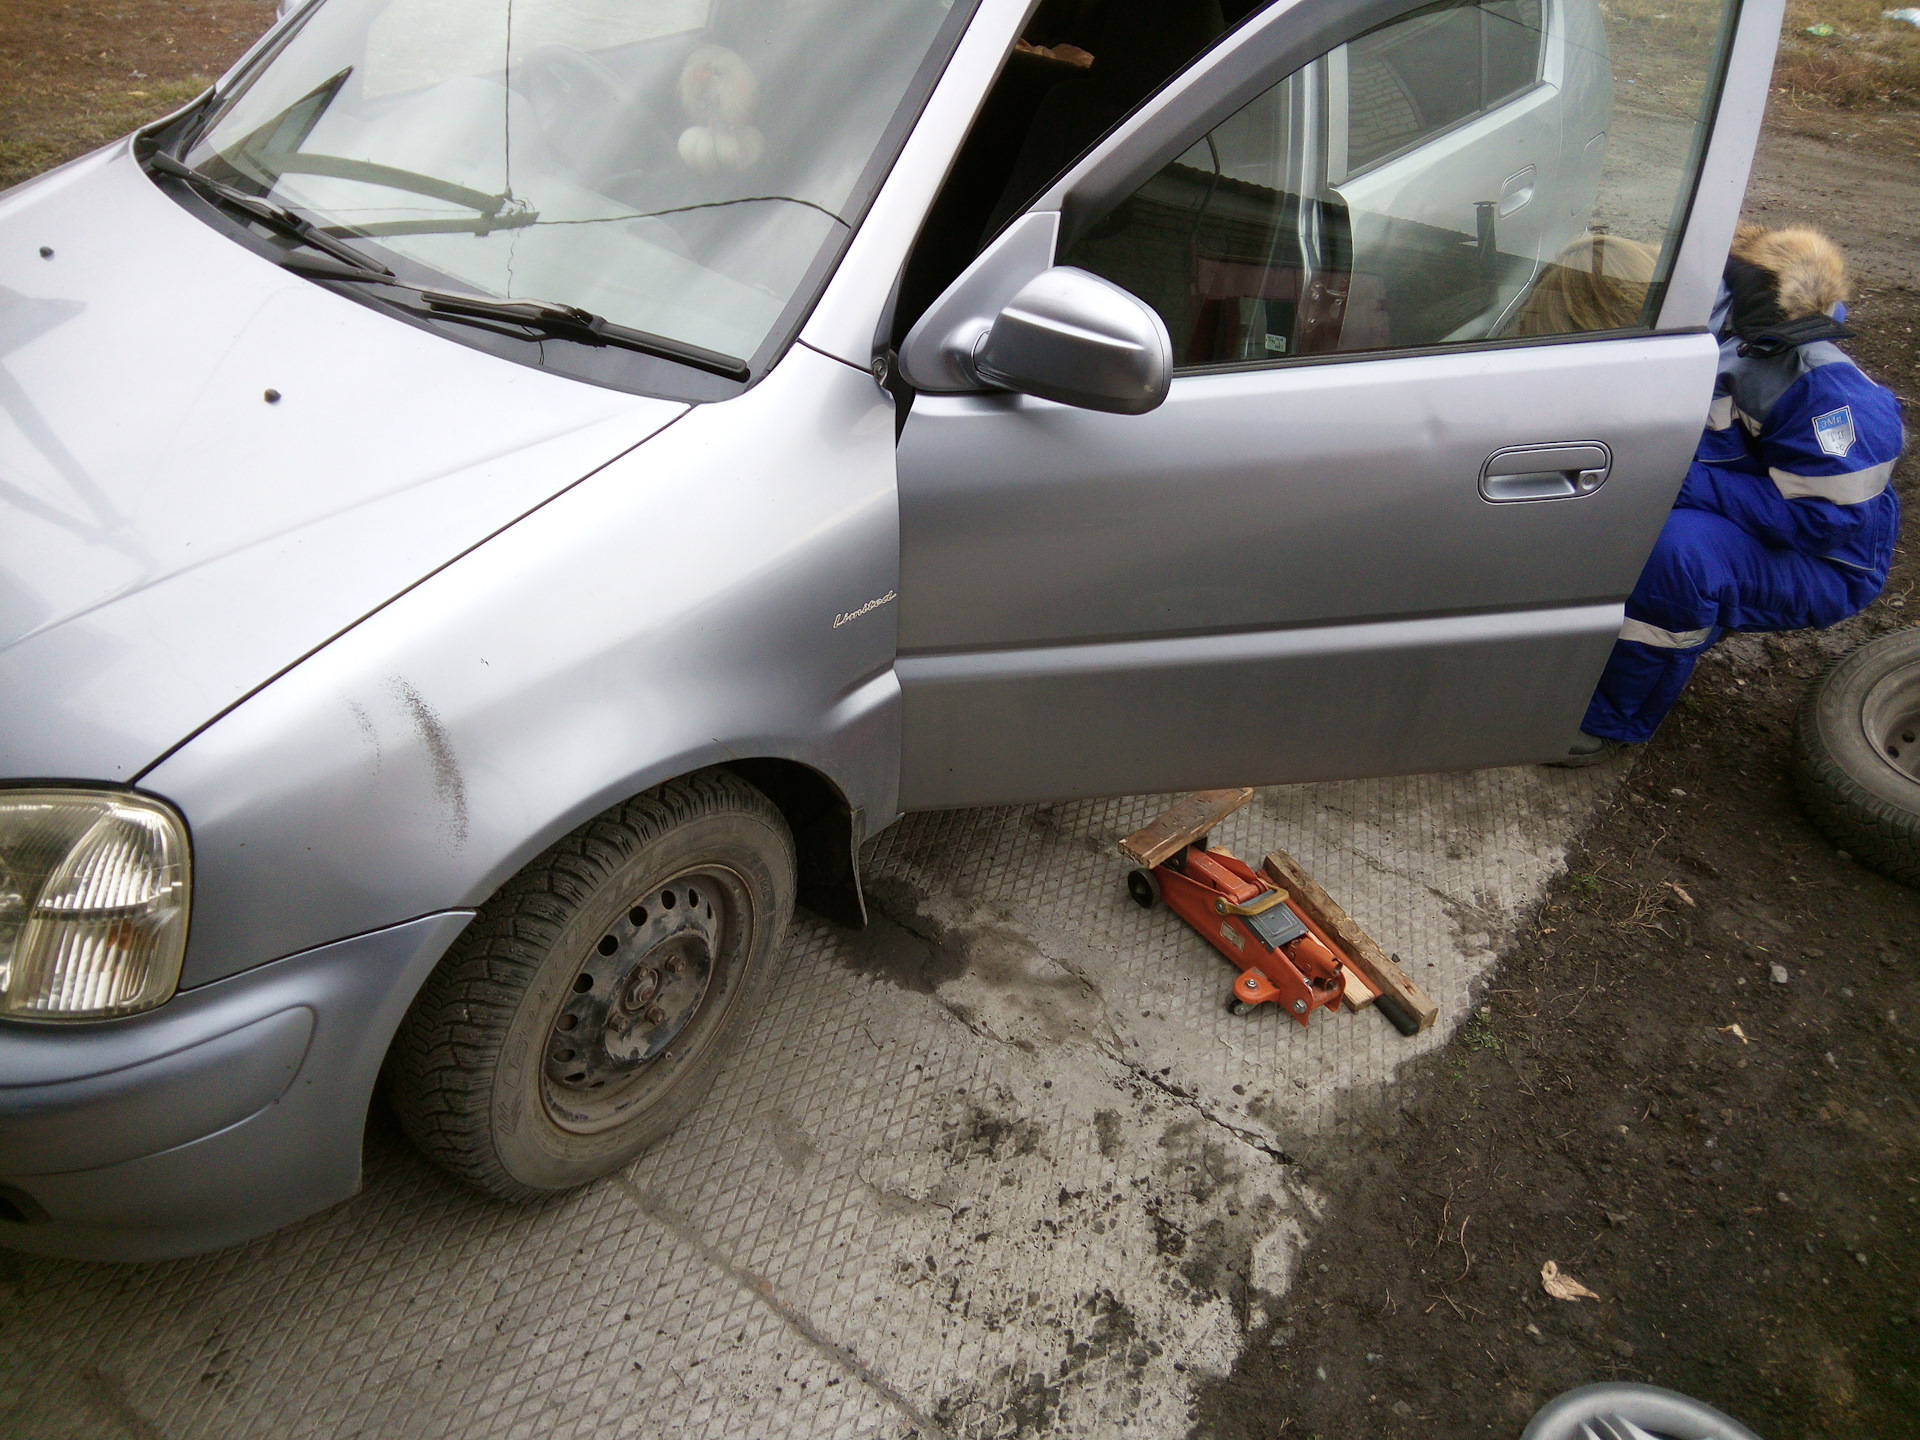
[1794,628,1920,888]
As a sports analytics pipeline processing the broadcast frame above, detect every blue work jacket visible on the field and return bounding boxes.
[1679,281,1903,591]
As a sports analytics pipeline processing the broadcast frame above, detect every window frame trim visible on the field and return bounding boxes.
[1166,321,1711,380]
[1042,0,1462,255]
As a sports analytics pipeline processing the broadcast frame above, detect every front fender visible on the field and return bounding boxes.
[144,346,901,988]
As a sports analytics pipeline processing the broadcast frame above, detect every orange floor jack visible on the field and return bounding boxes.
[1127,840,1350,1026]
[1118,789,1430,1035]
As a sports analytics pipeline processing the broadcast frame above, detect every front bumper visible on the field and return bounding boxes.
[0,911,470,1261]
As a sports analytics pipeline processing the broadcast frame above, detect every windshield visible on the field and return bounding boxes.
[182,0,963,371]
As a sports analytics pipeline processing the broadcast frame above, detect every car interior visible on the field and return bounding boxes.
[892,0,1272,351]
[893,0,1594,370]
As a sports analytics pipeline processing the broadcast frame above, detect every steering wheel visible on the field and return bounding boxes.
[515,41,684,199]
[515,41,628,138]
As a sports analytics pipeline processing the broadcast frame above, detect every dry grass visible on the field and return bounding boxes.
[1775,0,1920,109]
[0,76,209,191]
[1600,0,1920,114]
[0,0,275,193]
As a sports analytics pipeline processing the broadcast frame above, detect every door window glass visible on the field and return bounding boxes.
[1060,0,1736,369]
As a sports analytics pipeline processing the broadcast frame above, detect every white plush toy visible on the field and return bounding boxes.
[676,44,764,174]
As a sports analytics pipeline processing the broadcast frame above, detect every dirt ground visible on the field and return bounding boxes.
[0,1,274,191]
[5,4,1920,1439]
[1195,114,1920,1440]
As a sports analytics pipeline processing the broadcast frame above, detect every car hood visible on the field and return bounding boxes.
[0,142,687,780]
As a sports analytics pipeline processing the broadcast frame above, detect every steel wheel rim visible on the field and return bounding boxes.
[541,864,751,1136]
[1860,655,1920,786]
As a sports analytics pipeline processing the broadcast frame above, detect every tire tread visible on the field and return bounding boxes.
[387,770,789,1201]
[1792,632,1920,888]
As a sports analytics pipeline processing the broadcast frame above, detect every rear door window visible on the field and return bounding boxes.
[1337,0,1545,177]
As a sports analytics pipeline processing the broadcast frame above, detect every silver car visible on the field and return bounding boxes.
[0,0,1777,1259]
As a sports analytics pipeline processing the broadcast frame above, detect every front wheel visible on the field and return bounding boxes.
[388,769,796,1201]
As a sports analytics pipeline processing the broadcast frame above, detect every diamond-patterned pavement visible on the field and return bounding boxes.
[0,762,1624,1439]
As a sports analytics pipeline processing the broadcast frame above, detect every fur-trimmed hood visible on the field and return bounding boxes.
[1730,222,1850,319]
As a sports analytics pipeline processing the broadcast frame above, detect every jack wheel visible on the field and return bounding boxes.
[1126,867,1162,909]
[1230,999,1257,1017]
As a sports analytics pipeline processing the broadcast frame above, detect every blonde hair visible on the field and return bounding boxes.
[1509,233,1659,337]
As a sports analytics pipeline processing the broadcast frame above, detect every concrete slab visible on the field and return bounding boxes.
[0,763,1625,1440]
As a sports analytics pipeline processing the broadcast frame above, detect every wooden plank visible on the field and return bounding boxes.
[1261,848,1438,1032]
[1342,963,1379,1011]
[1117,789,1256,868]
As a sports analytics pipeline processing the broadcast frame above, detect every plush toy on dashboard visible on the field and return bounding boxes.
[676,44,764,174]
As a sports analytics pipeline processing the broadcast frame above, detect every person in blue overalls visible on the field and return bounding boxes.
[1558,223,1905,764]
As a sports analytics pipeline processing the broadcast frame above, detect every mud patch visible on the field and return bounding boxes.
[1026,803,1117,861]
[933,1289,1160,1439]
[850,877,1105,1047]
[831,908,966,993]
[1157,1117,1247,1205]
[1434,883,1511,958]
[948,1094,1045,1163]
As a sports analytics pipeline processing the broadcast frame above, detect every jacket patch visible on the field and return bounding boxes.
[1812,406,1856,458]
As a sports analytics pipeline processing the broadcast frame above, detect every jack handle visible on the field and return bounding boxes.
[1374,993,1420,1036]
[1213,888,1290,918]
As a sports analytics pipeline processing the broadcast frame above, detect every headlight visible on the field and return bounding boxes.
[0,790,191,1020]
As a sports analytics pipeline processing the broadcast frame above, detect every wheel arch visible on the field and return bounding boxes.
[723,757,868,928]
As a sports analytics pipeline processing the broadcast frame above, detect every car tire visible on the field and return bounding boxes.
[388,768,796,1201]
[1794,628,1920,888]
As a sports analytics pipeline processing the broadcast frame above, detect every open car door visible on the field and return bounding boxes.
[891,0,1779,809]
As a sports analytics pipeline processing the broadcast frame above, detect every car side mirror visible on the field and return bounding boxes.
[966,267,1172,415]
[898,214,1172,416]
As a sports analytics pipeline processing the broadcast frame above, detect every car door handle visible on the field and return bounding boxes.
[1497,165,1536,217]
[1479,443,1612,502]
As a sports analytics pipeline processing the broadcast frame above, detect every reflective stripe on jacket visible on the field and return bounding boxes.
[1685,281,1904,583]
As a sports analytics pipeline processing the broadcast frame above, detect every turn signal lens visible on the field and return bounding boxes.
[0,790,191,1020]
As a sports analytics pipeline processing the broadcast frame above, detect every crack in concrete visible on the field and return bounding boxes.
[877,866,1298,1172]
[1095,1033,1296,1166]
[614,1178,952,1440]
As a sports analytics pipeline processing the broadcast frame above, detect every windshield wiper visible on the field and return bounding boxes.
[267,237,747,379]
[147,150,394,279]
[273,153,525,220]
[276,259,748,379]
[418,291,749,380]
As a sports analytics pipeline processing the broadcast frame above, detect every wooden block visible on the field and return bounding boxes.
[1342,963,1379,1011]
[1261,848,1438,1032]
[1118,789,1255,869]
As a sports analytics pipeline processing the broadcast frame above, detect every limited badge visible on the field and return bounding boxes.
[1812,406,1856,458]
